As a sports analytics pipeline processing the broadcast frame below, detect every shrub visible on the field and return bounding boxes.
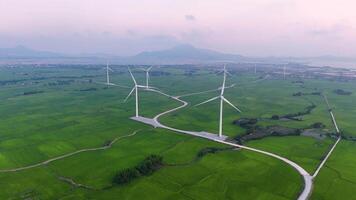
[311,122,325,129]
[136,155,163,175]
[271,115,280,120]
[197,147,219,158]
[23,91,44,95]
[333,89,352,95]
[113,168,141,185]
[113,155,163,185]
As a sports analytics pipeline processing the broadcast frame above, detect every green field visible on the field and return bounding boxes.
[0,65,356,199]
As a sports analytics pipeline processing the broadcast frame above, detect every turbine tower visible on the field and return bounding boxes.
[195,65,242,137]
[142,66,153,88]
[124,68,156,117]
[283,65,286,80]
[106,62,114,85]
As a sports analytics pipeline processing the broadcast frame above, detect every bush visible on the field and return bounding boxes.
[271,115,280,120]
[113,155,163,185]
[113,168,141,185]
[197,147,219,158]
[233,118,258,128]
[23,91,44,95]
[311,122,325,129]
[334,89,352,95]
[136,155,163,175]
[293,92,302,96]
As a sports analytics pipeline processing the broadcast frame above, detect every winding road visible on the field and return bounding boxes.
[312,94,342,178]
[0,129,141,173]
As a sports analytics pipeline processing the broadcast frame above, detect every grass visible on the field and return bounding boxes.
[0,65,356,199]
[246,136,335,173]
[311,140,356,200]
[59,150,303,200]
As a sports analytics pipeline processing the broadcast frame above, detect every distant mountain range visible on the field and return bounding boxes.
[1,45,356,67]
[0,45,65,58]
[126,44,247,64]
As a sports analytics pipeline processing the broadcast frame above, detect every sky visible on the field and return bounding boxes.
[1,0,356,57]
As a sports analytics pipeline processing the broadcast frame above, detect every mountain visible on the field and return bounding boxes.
[0,45,65,58]
[5,44,354,67]
[126,44,247,64]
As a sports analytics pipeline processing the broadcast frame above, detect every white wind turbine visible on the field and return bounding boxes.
[195,65,242,137]
[106,62,114,86]
[95,63,129,88]
[142,66,153,88]
[283,65,286,80]
[124,68,156,117]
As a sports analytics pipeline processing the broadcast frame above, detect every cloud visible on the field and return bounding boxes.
[185,15,196,21]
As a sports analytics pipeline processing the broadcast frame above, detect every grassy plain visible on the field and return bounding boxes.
[0,65,355,199]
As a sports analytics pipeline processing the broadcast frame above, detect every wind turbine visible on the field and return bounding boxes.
[142,66,153,88]
[124,68,156,117]
[106,62,114,86]
[195,65,242,137]
[283,65,286,80]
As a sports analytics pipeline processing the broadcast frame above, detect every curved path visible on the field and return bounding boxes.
[143,88,312,200]
[0,129,141,173]
[312,94,342,178]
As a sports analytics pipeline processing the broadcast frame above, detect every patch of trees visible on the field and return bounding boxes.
[150,71,171,76]
[292,80,304,84]
[79,88,97,92]
[234,125,302,144]
[310,122,326,129]
[113,155,163,185]
[233,118,258,128]
[23,91,44,96]
[48,80,75,86]
[0,79,26,86]
[271,104,316,121]
[341,135,356,141]
[103,140,113,147]
[333,89,352,96]
[271,115,280,120]
[197,147,232,158]
[184,69,198,76]
[292,92,321,96]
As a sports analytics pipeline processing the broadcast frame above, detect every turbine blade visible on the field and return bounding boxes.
[147,86,157,89]
[195,96,219,107]
[128,68,137,85]
[124,87,136,102]
[222,97,242,113]
[137,85,148,88]
[147,66,153,71]
[108,67,114,72]
[109,83,130,88]
[220,73,226,95]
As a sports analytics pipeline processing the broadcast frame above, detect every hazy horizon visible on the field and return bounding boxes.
[1,0,356,57]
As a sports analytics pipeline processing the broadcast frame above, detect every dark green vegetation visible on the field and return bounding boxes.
[113,155,164,185]
[333,89,352,96]
[0,65,355,199]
